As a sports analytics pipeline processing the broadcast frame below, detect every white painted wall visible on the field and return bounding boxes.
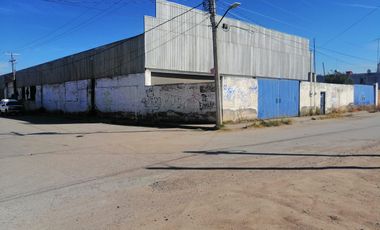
[95,74,145,113]
[42,80,90,112]
[300,82,354,115]
[95,74,216,121]
[222,76,258,122]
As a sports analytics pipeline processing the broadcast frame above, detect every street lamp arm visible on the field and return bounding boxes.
[215,2,241,28]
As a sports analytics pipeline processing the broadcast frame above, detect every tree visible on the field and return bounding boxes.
[324,71,353,84]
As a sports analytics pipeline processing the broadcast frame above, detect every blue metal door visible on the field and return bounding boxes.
[354,85,375,105]
[258,79,300,119]
[278,80,300,117]
[258,79,279,119]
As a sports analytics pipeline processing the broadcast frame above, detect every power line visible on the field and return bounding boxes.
[97,16,210,77]
[41,0,109,11]
[317,47,374,62]
[18,0,127,50]
[316,50,368,67]
[321,6,379,47]
[220,0,314,34]
[5,1,205,76]
[15,9,92,51]
[256,0,311,22]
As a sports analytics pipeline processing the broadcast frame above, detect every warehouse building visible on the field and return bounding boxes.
[0,0,376,122]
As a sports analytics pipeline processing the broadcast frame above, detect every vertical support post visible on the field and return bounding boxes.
[309,50,313,112]
[313,38,317,112]
[375,83,378,106]
[90,58,96,114]
[10,53,18,99]
[209,0,222,129]
[41,85,44,109]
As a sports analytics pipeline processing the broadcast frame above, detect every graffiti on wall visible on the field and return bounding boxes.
[223,80,258,106]
[141,87,162,111]
[199,93,215,111]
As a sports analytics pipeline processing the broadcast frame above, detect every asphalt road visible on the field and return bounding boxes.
[1,113,380,230]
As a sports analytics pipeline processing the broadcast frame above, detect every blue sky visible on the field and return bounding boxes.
[0,0,379,75]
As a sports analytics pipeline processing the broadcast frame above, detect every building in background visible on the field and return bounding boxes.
[348,64,380,89]
[1,0,375,122]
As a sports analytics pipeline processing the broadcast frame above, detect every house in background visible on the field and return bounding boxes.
[348,63,380,89]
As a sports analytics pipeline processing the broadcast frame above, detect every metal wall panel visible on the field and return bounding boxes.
[278,79,300,117]
[258,78,300,119]
[3,35,145,87]
[354,85,375,105]
[145,0,311,80]
[258,78,279,119]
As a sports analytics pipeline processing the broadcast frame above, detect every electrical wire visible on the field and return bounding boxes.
[317,47,374,62]
[19,0,127,50]
[220,0,314,34]
[321,6,379,47]
[8,1,205,77]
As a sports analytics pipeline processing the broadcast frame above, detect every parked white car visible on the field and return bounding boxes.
[0,99,23,114]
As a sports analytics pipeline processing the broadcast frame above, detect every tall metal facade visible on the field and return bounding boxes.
[1,0,311,87]
[145,0,311,80]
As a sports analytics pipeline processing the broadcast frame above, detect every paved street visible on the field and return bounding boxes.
[1,113,380,230]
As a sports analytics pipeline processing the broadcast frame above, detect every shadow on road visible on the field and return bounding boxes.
[1,114,215,131]
[184,150,380,158]
[146,166,380,171]
[146,150,380,171]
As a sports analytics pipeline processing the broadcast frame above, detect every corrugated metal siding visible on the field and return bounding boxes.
[258,78,300,119]
[278,80,300,117]
[145,0,310,80]
[354,84,375,105]
[5,34,145,87]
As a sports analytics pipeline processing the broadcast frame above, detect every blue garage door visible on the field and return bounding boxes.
[354,85,375,105]
[258,79,300,119]
[258,79,279,119]
[279,80,300,117]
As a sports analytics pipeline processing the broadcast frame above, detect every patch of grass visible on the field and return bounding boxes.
[312,111,352,120]
[247,118,293,128]
[348,105,378,113]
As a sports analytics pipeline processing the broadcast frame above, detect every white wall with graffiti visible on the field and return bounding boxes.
[300,82,354,115]
[222,76,258,122]
[95,74,216,121]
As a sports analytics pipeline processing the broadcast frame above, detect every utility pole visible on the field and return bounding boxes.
[313,38,317,112]
[208,0,222,129]
[206,0,240,128]
[5,52,19,99]
[322,62,326,76]
[376,38,380,73]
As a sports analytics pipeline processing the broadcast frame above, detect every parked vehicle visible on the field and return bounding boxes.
[0,99,23,115]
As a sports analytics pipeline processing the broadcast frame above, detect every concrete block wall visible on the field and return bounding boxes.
[222,76,258,122]
[42,80,90,113]
[300,82,354,115]
[96,74,216,122]
[95,74,145,114]
[17,74,216,122]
